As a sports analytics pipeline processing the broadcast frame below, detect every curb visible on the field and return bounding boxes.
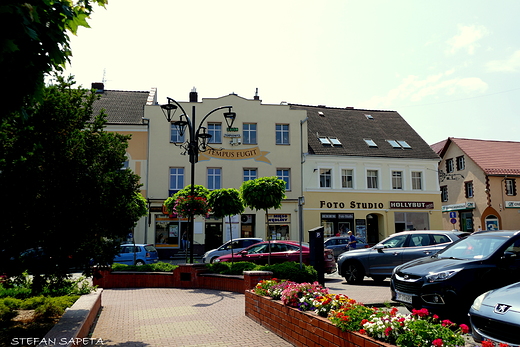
[38,289,103,347]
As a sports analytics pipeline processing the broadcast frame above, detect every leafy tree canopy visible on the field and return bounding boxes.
[241,177,286,212]
[208,188,244,220]
[0,76,147,281]
[0,0,107,114]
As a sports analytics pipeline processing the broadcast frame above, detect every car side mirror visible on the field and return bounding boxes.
[502,251,517,260]
[374,244,384,252]
[239,250,248,256]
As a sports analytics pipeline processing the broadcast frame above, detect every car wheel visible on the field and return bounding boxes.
[135,260,145,266]
[343,262,364,284]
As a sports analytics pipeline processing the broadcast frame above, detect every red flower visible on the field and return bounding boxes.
[412,308,429,317]
[459,323,469,334]
[498,343,510,347]
[433,314,439,320]
[481,341,495,347]
[384,327,392,336]
[432,338,443,346]
[359,329,366,335]
[441,319,454,327]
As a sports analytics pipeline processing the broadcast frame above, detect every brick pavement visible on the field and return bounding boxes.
[90,288,294,347]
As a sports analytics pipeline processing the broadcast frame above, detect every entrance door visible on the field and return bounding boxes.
[204,223,223,252]
[460,211,474,232]
[366,214,379,245]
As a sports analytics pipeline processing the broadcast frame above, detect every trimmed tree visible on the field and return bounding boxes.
[208,188,245,263]
[240,177,286,265]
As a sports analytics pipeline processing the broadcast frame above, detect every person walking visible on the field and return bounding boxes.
[347,230,357,249]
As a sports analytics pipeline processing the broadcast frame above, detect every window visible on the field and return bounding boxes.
[392,171,403,190]
[364,139,378,148]
[506,179,517,196]
[387,140,401,148]
[446,159,454,173]
[243,168,257,181]
[465,181,474,198]
[320,169,332,188]
[207,168,221,190]
[318,137,332,145]
[277,169,290,190]
[208,123,222,144]
[397,140,412,149]
[456,156,465,171]
[411,171,423,190]
[170,124,185,143]
[169,168,184,196]
[441,186,448,202]
[276,124,289,145]
[341,169,353,188]
[367,170,378,189]
[243,123,257,144]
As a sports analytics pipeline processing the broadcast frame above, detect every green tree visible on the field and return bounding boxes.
[208,188,245,263]
[0,76,146,291]
[0,0,108,114]
[241,177,286,264]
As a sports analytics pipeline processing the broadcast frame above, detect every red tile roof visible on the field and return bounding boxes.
[441,138,520,176]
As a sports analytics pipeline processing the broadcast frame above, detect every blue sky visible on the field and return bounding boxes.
[65,0,520,145]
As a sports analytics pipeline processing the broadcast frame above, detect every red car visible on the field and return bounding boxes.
[214,240,337,274]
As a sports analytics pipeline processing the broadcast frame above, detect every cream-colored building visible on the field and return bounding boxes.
[145,89,307,257]
[292,105,443,245]
[432,138,520,231]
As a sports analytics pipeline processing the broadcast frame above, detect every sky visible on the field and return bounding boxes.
[64,0,520,145]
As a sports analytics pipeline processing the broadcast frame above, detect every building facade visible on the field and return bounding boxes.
[432,138,520,231]
[292,105,443,245]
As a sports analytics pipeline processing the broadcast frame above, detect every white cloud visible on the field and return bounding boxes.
[487,50,520,72]
[364,71,488,108]
[446,25,488,55]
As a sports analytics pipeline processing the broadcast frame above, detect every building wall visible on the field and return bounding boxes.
[143,93,308,255]
[302,155,443,243]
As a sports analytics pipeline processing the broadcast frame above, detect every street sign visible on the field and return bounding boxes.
[449,212,457,218]
[450,218,457,224]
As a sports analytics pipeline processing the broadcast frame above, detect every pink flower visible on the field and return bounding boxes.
[432,338,443,346]
[441,319,454,327]
[459,323,469,334]
[384,327,392,336]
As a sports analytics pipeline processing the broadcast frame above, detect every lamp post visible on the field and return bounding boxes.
[161,97,236,263]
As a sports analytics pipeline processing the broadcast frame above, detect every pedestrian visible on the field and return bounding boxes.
[347,230,357,249]
[181,231,189,250]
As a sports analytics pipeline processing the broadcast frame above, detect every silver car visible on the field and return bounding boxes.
[337,230,469,284]
[202,238,263,263]
[470,281,520,346]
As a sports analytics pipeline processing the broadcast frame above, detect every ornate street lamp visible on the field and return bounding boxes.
[161,96,236,263]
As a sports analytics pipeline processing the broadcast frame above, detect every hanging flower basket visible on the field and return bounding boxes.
[171,195,210,218]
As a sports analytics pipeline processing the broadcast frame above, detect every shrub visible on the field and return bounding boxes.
[261,262,317,283]
[20,296,47,310]
[33,296,79,319]
[0,297,23,310]
[0,302,17,322]
[112,262,177,272]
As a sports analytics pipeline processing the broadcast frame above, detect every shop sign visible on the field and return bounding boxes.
[320,200,384,209]
[505,201,520,208]
[267,214,290,223]
[199,146,271,163]
[389,201,434,209]
[442,202,475,212]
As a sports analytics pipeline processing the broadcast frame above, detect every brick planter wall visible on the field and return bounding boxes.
[92,265,273,293]
[245,291,395,347]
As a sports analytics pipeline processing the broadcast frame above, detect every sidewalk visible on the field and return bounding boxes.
[90,288,293,347]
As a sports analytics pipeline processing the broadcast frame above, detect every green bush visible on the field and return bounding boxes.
[34,296,79,319]
[0,302,17,322]
[206,261,318,283]
[0,297,23,310]
[0,286,32,299]
[20,296,47,310]
[112,262,177,272]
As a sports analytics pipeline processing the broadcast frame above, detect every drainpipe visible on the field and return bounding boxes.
[142,117,150,243]
[299,116,308,268]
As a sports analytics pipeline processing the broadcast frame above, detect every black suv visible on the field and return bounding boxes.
[391,230,520,321]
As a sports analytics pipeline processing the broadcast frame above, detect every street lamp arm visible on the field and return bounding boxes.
[195,105,234,133]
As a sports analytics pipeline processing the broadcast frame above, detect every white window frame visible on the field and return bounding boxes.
[207,168,222,190]
[276,124,290,145]
[243,168,257,182]
[243,123,257,144]
[319,168,332,188]
[411,171,423,190]
[208,123,222,144]
[277,168,291,191]
[366,169,379,189]
[392,171,403,190]
[341,168,354,188]
[169,167,184,191]
[170,124,185,143]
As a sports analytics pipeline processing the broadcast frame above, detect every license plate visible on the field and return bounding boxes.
[396,291,413,304]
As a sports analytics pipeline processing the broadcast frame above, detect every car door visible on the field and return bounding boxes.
[400,233,441,264]
[239,243,269,264]
[368,234,408,275]
[114,246,134,265]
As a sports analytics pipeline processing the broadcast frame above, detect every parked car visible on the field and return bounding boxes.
[469,281,520,346]
[202,238,263,263]
[113,244,159,266]
[337,230,468,284]
[391,230,520,322]
[214,240,337,274]
[324,236,369,259]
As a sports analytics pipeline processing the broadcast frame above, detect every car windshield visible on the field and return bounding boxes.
[437,236,508,260]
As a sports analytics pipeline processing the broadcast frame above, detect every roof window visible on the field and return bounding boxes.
[397,140,412,149]
[318,136,332,145]
[365,114,374,120]
[364,139,378,147]
[329,137,342,146]
[387,140,401,148]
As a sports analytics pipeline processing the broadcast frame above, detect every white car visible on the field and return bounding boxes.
[202,238,263,263]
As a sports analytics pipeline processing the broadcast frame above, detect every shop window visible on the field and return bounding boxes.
[465,181,474,198]
[392,171,403,190]
[276,124,289,145]
[456,156,465,171]
[341,169,353,188]
[320,168,332,188]
[506,179,517,196]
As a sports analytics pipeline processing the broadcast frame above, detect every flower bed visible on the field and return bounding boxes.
[247,279,503,347]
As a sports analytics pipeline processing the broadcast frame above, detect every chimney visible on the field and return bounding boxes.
[189,87,198,102]
[254,88,260,101]
[91,82,104,94]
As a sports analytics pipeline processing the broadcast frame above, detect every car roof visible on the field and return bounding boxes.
[225,238,263,241]
[470,230,520,237]
[120,243,153,246]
